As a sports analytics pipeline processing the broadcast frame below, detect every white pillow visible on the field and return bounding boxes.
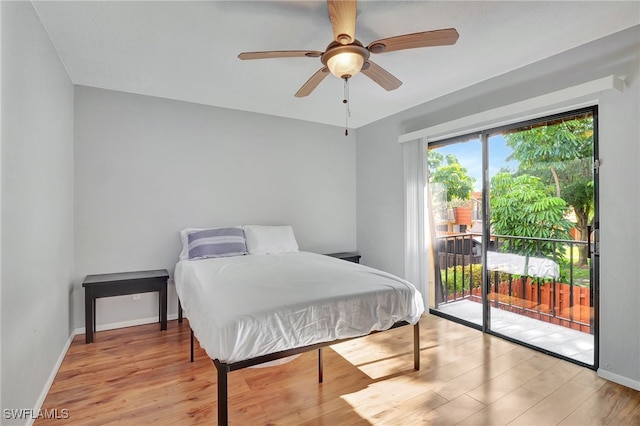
[244,225,299,254]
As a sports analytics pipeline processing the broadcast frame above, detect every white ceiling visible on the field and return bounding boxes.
[33,1,640,129]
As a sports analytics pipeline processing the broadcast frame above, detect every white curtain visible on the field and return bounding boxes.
[403,139,429,309]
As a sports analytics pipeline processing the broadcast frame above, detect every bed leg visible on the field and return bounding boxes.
[318,348,323,383]
[413,322,420,370]
[190,329,194,362]
[214,360,229,426]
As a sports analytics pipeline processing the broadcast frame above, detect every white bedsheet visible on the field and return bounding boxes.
[174,251,424,363]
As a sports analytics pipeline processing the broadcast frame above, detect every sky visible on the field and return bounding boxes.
[432,135,519,191]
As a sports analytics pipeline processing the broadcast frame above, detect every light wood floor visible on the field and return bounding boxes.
[37,314,640,425]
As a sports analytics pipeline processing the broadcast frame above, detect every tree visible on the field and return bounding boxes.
[429,154,476,202]
[505,118,593,265]
[490,173,572,258]
[427,149,444,177]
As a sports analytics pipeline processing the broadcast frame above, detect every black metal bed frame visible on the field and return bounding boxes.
[182,312,420,426]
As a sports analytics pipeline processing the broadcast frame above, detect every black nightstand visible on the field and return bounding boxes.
[82,269,169,344]
[326,252,361,264]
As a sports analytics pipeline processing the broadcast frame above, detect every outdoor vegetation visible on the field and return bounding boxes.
[503,117,594,266]
[428,152,476,203]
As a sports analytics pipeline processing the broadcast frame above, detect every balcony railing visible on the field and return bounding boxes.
[436,233,592,334]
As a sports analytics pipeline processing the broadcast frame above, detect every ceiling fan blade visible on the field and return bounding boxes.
[367,28,459,54]
[295,67,330,97]
[238,50,323,60]
[327,0,357,45]
[361,61,402,91]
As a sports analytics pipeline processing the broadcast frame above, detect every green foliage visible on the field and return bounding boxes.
[507,119,594,219]
[490,173,572,258]
[442,264,483,297]
[427,150,445,177]
[505,117,594,265]
[429,154,476,202]
[505,119,593,173]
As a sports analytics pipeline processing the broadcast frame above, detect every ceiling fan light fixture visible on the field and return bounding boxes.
[327,51,364,79]
[321,42,370,79]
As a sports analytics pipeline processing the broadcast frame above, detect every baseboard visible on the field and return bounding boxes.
[74,313,180,335]
[27,330,77,426]
[31,314,181,426]
[598,368,640,391]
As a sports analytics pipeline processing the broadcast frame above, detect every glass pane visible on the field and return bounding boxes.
[428,138,483,325]
[486,115,595,366]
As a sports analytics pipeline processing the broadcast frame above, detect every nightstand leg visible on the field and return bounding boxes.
[85,290,94,344]
[160,282,167,331]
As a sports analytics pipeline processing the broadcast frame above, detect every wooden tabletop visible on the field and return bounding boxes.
[83,269,169,285]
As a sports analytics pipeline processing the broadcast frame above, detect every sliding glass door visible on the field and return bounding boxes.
[428,107,598,368]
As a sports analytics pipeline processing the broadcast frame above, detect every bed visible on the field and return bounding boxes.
[174,225,425,425]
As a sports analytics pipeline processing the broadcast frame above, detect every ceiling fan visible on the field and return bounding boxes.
[238,0,459,97]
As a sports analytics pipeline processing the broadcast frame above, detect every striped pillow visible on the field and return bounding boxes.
[187,227,248,260]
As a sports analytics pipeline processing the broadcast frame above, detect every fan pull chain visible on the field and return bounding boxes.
[343,77,351,136]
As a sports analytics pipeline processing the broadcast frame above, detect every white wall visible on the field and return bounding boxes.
[73,86,356,329]
[1,1,74,421]
[357,26,640,388]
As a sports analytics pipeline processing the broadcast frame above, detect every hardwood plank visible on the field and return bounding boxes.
[418,394,486,425]
[458,387,543,425]
[520,357,583,397]
[559,380,640,425]
[510,380,598,425]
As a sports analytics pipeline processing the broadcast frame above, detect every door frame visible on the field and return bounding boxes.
[428,105,600,370]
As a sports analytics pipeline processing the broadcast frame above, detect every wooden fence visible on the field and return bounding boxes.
[464,278,591,333]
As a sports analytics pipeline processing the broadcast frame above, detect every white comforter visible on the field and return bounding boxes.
[174,251,424,363]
